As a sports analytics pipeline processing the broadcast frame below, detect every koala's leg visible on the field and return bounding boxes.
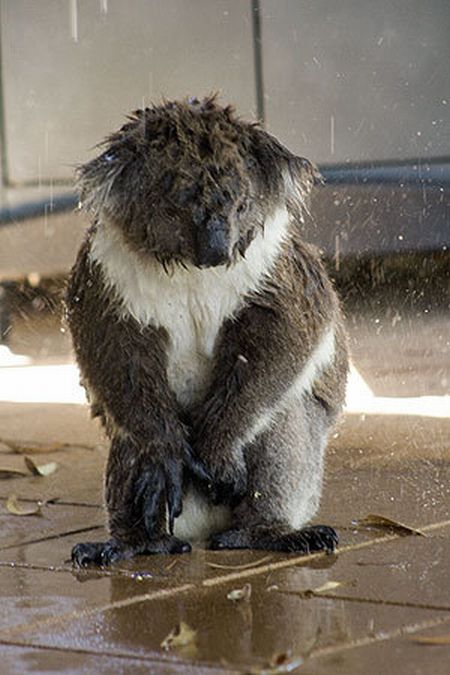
[67,245,209,567]
[208,395,338,554]
[71,437,193,567]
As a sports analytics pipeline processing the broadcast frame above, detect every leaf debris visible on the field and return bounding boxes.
[5,494,43,516]
[275,580,354,599]
[161,621,197,654]
[1,439,95,454]
[249,651,303,674]
[227,583,252,602]
[24,456,58,477]
[356,513,426,537]
[0,468,28,479]
[206,554,273,570]
[413,634,450,646]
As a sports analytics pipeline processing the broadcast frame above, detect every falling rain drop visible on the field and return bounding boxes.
[70,0,78,43]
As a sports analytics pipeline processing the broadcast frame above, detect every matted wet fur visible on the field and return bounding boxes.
[66,95,348,566]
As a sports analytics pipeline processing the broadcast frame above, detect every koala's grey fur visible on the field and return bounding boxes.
[66,96,348,566]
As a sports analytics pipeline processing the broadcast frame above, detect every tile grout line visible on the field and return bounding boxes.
[276,590,450,613]
[309,613,450,661]
[0,637,237,673]
[0,584,196,639]
[0,518,449,640]
[0,524,104,552]
[0,498,102,508]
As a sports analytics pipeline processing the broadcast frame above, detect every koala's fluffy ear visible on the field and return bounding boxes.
[76,144,134,223]
[249,127,322,213]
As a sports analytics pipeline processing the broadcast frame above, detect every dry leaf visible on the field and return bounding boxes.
[24,457,58,477]
[161,622,197,652]
[250,651,303,674]
[0,467,28,479]
[227,583,252,602]
[5,440,65,454]
[310,580,343,594]
[276,580,351,599]
[206,554,273,570]
[5,494,43,516]
[413,634,450,646]
[3,439,95,454]
[357,513,425,537]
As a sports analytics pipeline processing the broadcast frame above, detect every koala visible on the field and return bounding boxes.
[66,96,348,566]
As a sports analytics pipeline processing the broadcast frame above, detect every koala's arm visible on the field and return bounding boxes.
[66,239,204,537]
[192,244,341,502]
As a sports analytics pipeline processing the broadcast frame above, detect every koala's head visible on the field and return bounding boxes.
[78,95,320,269]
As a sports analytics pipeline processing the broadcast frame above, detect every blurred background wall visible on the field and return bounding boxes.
[0,0,449,276]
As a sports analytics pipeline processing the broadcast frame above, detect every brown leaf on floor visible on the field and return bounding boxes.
[308,580,343,594]
[5,494,43,516]
[413,634,450,646]
[356,513,426,537]
[2,439,95,454]
[206,554,273,570]
[276,580,354,599]
[0,467,28,479]
[227,583,252,602]
[24,456,58,476]
[160,621,197,655]
[249,651,303,674]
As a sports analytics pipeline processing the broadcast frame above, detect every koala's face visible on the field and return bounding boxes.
[78,97,318,268]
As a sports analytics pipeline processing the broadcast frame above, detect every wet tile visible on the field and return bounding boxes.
[269,529,450,611]
[304,617,450,675]
[329,413,450,467]
[318,459,450,529]
[0,566,113,631]
[0,446,104,506]
[0,643,225,675]
[0,502,104,550]
[0,402,102,449]
[3,574,448,672]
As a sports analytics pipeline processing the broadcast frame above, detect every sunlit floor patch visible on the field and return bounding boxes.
[345,364,450,418]
[0,363,85,404]
[0,346,31,367]
[0,361,449,417]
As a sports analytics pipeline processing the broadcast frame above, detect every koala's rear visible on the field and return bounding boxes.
[67,96,348,566]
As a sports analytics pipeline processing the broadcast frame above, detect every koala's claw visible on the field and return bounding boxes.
[207,524,339,554]
[71,539,136,567]
[132,457,184,538]
[71,535,192,568]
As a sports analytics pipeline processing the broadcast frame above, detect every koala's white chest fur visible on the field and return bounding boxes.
[90,207,290,408]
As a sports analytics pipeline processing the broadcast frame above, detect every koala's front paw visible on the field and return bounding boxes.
[195,452,247,507]
[71,535,192,568]
[209,463,248,506]
[71,539,140,567]
[109,453,182,540]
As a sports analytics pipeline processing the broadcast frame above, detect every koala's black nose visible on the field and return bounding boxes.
[197,216,230,267]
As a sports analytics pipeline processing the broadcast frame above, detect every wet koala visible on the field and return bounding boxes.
[67,96,348,566]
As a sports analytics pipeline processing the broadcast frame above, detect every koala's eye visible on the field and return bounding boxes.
[237,203,246,215]
[103,151,116,163]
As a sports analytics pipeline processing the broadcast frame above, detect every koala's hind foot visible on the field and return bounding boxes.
[209,525,338,554]
[71,535,191,568]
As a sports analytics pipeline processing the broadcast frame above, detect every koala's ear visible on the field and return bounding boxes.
[284,155,323,210]
[249,127,322,209]
[76,146,130,222]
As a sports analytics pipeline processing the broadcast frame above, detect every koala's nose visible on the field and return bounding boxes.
[197,216,230,267]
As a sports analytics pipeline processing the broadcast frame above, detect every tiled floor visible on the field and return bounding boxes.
[0,298,449,673]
